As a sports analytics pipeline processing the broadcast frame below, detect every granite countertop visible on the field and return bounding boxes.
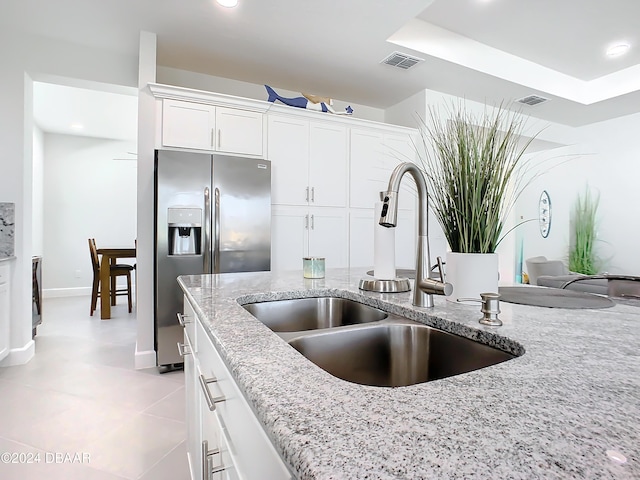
[178,269,640,479]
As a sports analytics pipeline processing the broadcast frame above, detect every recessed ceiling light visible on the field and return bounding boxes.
[216,0,238,7]
[70,123,84,130]
[606,43,630,57]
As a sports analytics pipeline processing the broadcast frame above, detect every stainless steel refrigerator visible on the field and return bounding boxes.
[154,150,271,369]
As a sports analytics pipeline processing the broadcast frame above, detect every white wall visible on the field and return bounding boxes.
[42,134,137,295]
[384,88,583,284]
[157,66,386,123]
[516,111,640,276]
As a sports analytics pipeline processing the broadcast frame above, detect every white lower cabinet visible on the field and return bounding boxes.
[184,296,292,480]
[271,206,348,271]
[0,264,10,362]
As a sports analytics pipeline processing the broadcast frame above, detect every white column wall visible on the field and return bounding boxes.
[32,126,45,257]
[136,31,158,369]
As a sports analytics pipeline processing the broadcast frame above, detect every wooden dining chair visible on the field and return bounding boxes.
[88,238,134,315]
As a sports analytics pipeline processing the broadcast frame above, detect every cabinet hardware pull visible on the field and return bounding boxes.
[210,463,228,475]
[176,313,191,327]
[311,187,315,202]
[217,129,221,149]
[311,214,315,230]
[305,186,309,202]
[304,214,309,230]
[210,129,215,148]
[177,342,191,357]
[199,374,225,411]
[202,441,225,480]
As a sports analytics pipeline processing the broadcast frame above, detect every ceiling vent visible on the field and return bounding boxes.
[516,95,549,106]
[381,51,424,70]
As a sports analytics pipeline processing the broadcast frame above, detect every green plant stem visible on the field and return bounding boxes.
[416,102,541,253]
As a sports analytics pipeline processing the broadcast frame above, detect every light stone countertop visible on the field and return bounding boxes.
[178,268,640,479]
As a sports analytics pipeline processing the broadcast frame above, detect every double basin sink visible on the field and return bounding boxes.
[242,297,516,387]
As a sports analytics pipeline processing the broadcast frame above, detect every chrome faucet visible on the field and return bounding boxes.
[380,162,452,307]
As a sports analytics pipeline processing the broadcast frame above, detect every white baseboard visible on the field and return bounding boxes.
[0,340,35,367]
[135,344,157,370]
[43,287,91,298]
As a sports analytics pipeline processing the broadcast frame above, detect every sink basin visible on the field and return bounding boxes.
[242,297,388,332]
[288,322,515,387]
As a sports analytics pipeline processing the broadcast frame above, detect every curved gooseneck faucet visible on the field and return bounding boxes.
[379,162,452,307]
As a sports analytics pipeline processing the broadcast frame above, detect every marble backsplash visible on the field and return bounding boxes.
[0,202,15,258]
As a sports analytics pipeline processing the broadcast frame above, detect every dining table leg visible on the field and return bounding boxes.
[100,254,112,319]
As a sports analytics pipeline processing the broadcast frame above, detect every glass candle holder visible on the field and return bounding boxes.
[303,257,325,279]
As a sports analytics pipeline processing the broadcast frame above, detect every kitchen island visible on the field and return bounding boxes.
[179,268,639,479]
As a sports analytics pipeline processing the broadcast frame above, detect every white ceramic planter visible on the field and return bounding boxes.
[445,252,499,304]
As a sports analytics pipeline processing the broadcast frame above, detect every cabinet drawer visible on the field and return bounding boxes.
[196,320,292,480]
[182,297,197,348]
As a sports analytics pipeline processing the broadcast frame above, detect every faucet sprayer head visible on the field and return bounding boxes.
[379,191,399,228]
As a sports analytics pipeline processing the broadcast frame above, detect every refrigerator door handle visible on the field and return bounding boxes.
[204,187,211,274]
[213,187,221,274]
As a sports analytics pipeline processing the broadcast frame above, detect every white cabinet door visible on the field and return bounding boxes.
[271,206,308,272]
[307,208,349,269]
[309,123,348,207]
[271,207,348,271]
[349,129,386,209]
[383,132,418,211]
[349,129,417,210]
[216,107,263,156]
[183,331,202,480]
[348,210,375,269]
[268,116,310,206]
[162,100,264,156]
[162,99,216,150]
[0,265,9,362]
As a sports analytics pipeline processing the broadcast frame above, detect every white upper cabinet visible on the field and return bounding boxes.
[308,123,348,208]
[161,99,263,156]
[162,99,216,151]
[268,116,347,208]
[349,129,416,210]
[267,116,310,205]
[216,107,263,156]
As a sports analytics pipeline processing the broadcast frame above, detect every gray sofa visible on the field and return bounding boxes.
[525,256,640,298]
[525,256,609,295]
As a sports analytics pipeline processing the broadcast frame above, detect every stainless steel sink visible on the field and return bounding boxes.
[243,296,519,387]
[288,322,515,387]
[242,297,388,332]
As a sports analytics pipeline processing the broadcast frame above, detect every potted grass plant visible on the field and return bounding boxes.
[415,102,540,302]
[569,187,601,275]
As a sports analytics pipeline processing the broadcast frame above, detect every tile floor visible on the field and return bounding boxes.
[0,296,190,480]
